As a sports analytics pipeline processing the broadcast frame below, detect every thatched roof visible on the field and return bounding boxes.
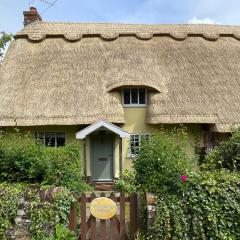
[1,22,240,131]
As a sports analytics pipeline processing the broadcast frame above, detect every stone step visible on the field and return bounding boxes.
[93,183,115,191]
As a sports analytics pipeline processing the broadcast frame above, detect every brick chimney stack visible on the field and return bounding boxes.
[23,7,42,26]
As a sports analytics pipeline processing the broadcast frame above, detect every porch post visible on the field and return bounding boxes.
[119,137,123,176]
[83,138,87,181]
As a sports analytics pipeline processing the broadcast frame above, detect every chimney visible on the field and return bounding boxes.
[23,7,42,26]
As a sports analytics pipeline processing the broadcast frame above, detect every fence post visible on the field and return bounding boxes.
[68,201,77,231]
[110,192,116,240]
[120,192,125,240]
[130,193,138,240]
[80,193,87,240]
[90,193,97,240]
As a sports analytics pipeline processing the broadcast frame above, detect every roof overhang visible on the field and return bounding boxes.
[106,82,161,93]
[76,119,130,139]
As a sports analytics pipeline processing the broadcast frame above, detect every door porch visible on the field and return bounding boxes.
[76,120,129,183]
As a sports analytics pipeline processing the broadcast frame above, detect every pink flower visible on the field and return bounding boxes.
[180,175,188,182]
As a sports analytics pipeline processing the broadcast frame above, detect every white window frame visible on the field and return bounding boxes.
[122,88,147,107]
[35,132,66,147]
[127,133,150,158]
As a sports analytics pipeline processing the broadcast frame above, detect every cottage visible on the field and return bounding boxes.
[1,7,240,183]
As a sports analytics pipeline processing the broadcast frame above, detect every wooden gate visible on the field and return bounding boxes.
[68,192,138,240]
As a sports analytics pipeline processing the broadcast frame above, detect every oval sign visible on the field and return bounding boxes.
[90,197,117,220]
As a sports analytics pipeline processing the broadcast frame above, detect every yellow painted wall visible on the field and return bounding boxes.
[119,108,204,174]
[5,110,204,179]
[5,125,81,144]
[121,108,150,172]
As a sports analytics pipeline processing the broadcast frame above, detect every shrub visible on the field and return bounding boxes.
[0,132,90,193]
[48,224,76,240]
[133,127,194,194]
[0,133,48,182]
[202,128,240,171]
[151,171,240,240]
[44,143,90,193]
[114,170,138,193]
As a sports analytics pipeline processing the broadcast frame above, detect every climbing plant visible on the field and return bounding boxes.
[150,171,240,240]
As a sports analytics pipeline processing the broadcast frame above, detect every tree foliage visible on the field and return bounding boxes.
[0,32,12,63]
[202,128,240,171]
[133,127,194,194]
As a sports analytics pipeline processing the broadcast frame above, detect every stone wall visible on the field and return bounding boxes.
[6,196,31,240]
[6,187,61,240]
[146,193,156,236]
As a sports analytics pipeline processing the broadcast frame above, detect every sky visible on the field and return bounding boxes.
[1,0,240,34]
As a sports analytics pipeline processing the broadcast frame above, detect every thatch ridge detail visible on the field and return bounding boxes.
[14,22,240,42]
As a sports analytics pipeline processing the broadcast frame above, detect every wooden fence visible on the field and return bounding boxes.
[68,192,138,240]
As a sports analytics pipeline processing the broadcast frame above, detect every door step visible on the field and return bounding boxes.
[93,182,115,191]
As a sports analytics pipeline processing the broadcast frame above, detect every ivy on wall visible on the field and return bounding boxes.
[151,171,240,240]
[0,183,76,240]
[28,186,75,240]
[0,182,24,238]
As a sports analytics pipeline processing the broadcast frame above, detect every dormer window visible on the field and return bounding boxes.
[123,88,147,106]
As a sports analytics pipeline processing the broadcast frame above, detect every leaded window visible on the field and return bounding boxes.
[35,132,66,147]
[128,133,150,157]
[123,88,147,106]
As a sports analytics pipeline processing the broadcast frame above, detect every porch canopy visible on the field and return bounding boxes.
[76,119,129,139]
[76,120,129,180]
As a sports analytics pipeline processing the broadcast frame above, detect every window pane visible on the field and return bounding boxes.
[124,88,130,104]
[131,88,138,104]
[45,132,56,147]
[129,134,141,156]
[139,89,146,104]
[56,132,65,147]
[134,146,140,155]
[134,134,139,141]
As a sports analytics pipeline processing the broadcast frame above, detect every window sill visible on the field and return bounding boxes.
[123,105,147,108]
[127,155,137,159]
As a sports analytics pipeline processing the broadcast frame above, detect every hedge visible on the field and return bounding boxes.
[0,132,90,193]
[151,171,240,240]
[115,129,240,239]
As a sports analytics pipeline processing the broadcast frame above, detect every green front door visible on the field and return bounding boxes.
[90,134,114,181]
